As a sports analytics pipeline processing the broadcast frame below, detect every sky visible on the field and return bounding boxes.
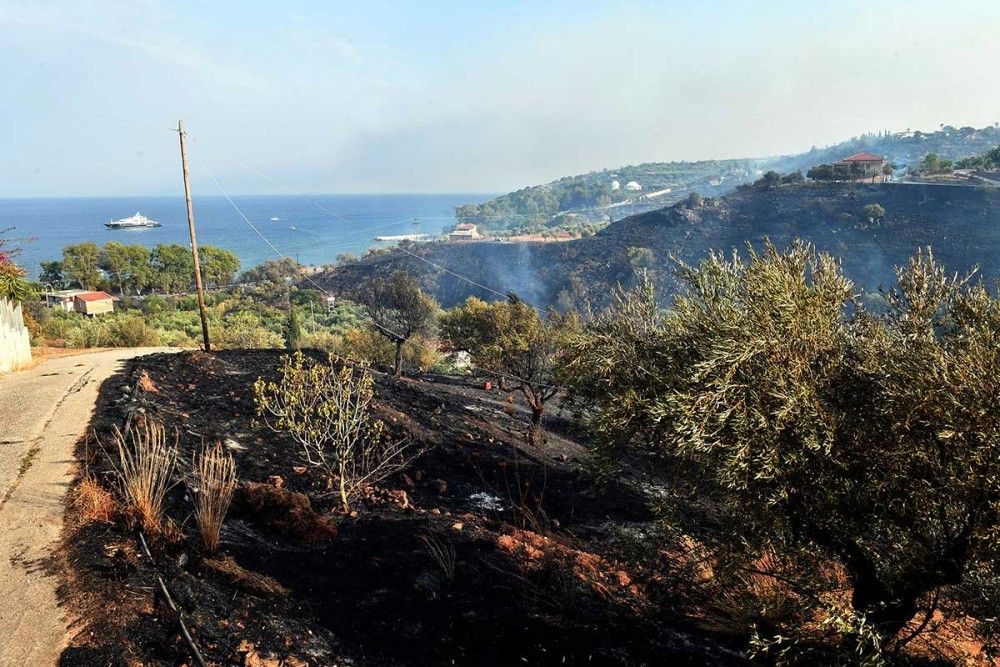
[2,0,1000,197]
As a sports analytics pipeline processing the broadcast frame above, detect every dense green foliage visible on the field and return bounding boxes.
[0,262,32,304]
[956,145,1000,170]
[562,242,1000,658]
[31,286,368,352]
[440,295,575,429]
[0,234,32,304]
[913,152,955,176]
[41,242,239,295]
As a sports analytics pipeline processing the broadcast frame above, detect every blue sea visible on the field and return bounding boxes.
[0,194,493,279]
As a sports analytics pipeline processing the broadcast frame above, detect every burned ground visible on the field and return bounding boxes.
[56,350,746,666]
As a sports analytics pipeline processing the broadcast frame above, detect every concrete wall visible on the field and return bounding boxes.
[0,299,32,373]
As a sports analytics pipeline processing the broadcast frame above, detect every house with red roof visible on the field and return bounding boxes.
[834,152,887,182]
[72,291,114,316]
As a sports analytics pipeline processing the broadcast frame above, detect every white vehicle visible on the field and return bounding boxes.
[105,212,161,229]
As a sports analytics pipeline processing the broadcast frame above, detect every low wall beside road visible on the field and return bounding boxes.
[0,299,31,373]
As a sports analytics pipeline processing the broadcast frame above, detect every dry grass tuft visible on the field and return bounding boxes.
[192,442,237,554]
[421,532,457,583]
[202,555,289,597]
[75,475,117,523]
[113,421,177,534]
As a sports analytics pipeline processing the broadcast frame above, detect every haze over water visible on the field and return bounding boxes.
[1,194,492,279]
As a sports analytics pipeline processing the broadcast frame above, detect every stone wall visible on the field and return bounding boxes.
[0,299,31,373]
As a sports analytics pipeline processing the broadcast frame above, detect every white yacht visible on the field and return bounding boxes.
[105,212,161,229]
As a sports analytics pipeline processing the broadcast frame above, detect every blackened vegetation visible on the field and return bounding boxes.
[58,350,745,666]
[318,182,1000,310]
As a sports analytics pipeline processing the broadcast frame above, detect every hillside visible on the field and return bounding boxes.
[455,124,1000,232]
[320,181,1000,309]
[58,350,746,665]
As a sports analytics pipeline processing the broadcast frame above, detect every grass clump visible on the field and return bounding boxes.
[74,475,117,524]
[113,421,177,534]
[191,443,237,554]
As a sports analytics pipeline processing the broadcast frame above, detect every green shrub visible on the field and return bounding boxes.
[564,241,1000,656]
[0,261,33,303]
[214,311,283,349]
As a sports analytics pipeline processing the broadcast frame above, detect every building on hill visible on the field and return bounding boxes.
[449,223,480,241]
[48,290,114,316]
[808,152,889,183]
[47,289,90,312]
[624,181,642,191]
[73,291,115,316]
[835,152,887,182]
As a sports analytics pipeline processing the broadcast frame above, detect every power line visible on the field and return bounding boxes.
[188,137,549,312]
[201,153,561,391]
[200,161,338,300]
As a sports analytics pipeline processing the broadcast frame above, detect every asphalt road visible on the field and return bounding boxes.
[0,348,174,665]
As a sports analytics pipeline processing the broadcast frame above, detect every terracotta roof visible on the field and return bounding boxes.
[74,291,113,302]
[455,223,477,231]
[841,151,884,163]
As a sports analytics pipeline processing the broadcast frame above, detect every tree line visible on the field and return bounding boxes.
[40,242,241,295]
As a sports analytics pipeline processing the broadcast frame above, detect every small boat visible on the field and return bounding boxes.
[270,216,280,221]
[288,226,297,230]
[106,212,161,229]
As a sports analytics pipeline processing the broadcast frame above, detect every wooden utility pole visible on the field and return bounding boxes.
[177,120,212,352]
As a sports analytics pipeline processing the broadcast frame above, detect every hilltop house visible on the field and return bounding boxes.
[449,223,480,241]
[835,152,887,182]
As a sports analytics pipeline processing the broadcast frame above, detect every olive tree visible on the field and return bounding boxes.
[563,241,1000,657]
[353,272,437,376]
[440,294,575,432]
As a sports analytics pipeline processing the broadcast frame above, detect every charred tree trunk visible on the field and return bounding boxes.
[393,340,404,377]
[530,404,544,426]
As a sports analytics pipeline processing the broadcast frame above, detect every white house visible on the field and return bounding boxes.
[449,223,480,241]
[48,289,90,312]
[610,180,620,191]
[624,181,642,191]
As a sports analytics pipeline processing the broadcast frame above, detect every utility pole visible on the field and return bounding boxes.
[176,120,212,352]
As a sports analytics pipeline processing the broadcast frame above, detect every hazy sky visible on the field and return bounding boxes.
[2,0,1000,197]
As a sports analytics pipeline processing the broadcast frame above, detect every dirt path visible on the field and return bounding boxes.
[0,347,174,665]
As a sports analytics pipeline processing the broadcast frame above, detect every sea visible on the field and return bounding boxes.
[0,194,493,279]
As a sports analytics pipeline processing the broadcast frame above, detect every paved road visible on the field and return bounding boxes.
[0,348,173,666]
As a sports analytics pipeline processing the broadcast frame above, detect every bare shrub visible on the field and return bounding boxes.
[192,443,237,554]
[113,421,177,534]
[254,351,413,512]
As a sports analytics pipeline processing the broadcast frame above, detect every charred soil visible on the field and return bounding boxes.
[57,350,746,666]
